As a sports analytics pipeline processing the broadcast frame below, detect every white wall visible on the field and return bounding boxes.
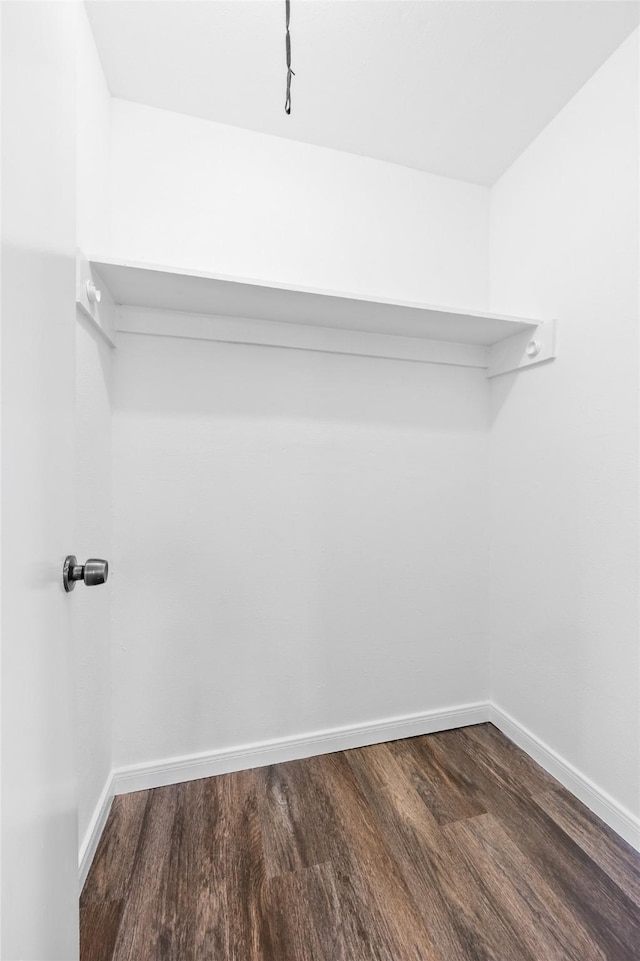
[112,334,490,767]
[73,318,113,854]
[77,2,111,255]
[107,99,492,770]
[489,31,639,822]
[109,99,489,309]
[74,3,113,860]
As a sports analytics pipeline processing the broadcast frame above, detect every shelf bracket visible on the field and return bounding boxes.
[486,319,556,378]
[75,250,116,348]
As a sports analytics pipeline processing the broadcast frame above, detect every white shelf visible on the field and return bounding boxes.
[79,254,557,376]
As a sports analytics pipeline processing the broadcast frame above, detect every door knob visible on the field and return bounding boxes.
[63,555,109,592]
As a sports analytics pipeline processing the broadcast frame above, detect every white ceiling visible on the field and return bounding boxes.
[86,0,639,185]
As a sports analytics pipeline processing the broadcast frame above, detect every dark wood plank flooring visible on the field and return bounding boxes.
[81,723,640,960]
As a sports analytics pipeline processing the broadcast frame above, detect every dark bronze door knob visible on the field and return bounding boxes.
[63,556,109,592]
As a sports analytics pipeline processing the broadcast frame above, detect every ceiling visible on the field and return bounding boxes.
[86,0,640,185]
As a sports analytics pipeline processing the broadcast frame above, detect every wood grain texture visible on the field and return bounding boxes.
[256,758,334,878]
[81,791,149,905]
[82,724,640,961]
[534,787,640,910]
[80,901,125,961]
[442,813,608,961]
[388,732,488,824]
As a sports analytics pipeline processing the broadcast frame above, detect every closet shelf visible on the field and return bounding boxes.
[77,253,557,377]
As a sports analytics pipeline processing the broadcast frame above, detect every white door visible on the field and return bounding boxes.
[1,2,80,958]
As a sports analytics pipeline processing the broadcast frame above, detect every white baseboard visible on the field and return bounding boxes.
[111,701,491,796]
[79,772,115,890]
[80,698,639,886]
[490,703,640,852]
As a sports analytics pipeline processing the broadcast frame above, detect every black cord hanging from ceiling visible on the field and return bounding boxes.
[285,0,295,114]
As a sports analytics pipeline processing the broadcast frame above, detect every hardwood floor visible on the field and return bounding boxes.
[81,724,640,960]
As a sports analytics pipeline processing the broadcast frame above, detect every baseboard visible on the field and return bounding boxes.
[111,701,491,796]
[490,703,640,852]
[83,700,639,887]
[79,772,115,890]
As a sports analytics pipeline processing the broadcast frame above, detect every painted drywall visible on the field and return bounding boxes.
[107,97,492,769]
[489,31,639,824]
[74,1,114,860]
[73,316,113,854]
[109,99,489,310]
[77,0,111,255]
[112,333,489,767]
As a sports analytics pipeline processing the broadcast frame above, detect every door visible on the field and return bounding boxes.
[1,2,80,958]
